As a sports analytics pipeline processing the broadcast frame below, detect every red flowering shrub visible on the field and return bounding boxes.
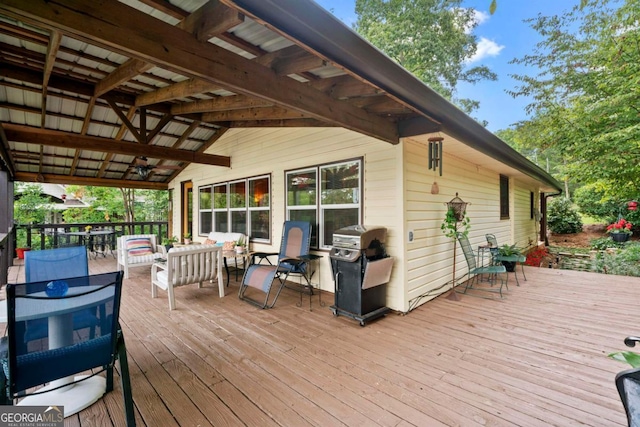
[607,218,633,235]
[525,246,549,267]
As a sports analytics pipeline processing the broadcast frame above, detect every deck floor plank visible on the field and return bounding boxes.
[4,258,635,426]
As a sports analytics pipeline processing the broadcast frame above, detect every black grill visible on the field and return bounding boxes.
[330,225,393,326]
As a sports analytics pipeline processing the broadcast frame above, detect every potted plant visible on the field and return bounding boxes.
[15,247,31,260]
[235,236,246,253]
[497,243,523,272]
[183,233,192,244]
[162,236,178,251]
[607,218,633,242]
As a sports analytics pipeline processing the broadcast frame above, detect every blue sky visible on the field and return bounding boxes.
[314,0,577,132]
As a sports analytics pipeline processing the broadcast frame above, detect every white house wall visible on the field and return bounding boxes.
[402,138,541,312]
[168,128,544,313]
[168,127,407,311]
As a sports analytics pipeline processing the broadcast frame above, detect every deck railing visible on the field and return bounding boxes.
[0,229,11,286]
[13,221,169,254]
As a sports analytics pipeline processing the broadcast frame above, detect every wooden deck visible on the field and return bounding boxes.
[6,257,637,426]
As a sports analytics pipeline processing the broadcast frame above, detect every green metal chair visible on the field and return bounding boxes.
[485,233,527,286]
[457,233,508,297]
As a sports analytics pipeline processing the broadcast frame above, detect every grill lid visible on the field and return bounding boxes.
[332,225,387,250]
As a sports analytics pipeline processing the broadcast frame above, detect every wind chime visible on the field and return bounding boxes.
[428,136,443,194]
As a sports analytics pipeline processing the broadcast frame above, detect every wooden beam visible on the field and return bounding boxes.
[41,29,61,127]
[98,106,136,178]
[163,126,229,181]
[94,58,154,97]
[15,172,168,190]
[255,45,325,76]
[42,29,61,88]
[202,106,306,122]
[311,75,382,99]
[136,0,187,20]
[179,0,244,42]
[106,99,142,142]
[135,79,221,107]
[0,125,16,177]
[0,0,399,144]
[3,125,231,167]
[147,113,174,142]
[228,118,335,128]
[171,95,272,115]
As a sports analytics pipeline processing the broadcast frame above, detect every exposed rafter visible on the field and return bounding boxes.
[3,125,231,167]
[0,0,399,143]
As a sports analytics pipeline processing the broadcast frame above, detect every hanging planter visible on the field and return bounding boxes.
[611,233,630,243]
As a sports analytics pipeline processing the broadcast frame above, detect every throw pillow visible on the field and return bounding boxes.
[126,237,153,256]
[204,239,216,245]
[222,241,235,251]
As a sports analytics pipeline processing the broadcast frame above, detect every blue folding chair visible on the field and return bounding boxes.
[239,221,312,308]
[23,246,99,345]
[25,246,89,282]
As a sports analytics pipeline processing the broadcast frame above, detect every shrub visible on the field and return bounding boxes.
[525,246,549,266]
[590,237,626,251]
[573,184,619,221]
[594,243,640,277]
[548,197,583,234]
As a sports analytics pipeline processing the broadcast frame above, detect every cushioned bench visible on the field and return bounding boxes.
[151,244,223,310]
[205,232,248,284]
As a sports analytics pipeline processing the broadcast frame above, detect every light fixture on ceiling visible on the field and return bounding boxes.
[135,164,150,179]
[135,156,151,179]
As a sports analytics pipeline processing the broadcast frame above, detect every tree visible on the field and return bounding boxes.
[508,0,639,201]
[353,0,497,114]
[62,186,169,226]
[14,183,51,225]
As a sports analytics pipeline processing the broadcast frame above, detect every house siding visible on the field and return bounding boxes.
[169,127,406,310]
[402,139,542,311]
[169,128,546,313]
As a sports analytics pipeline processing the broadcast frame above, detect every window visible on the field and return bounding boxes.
[287,159,361,249]
[199,186,212,234]
[530,191,535,219]
[199,175,271,242]
[500,175,510,219]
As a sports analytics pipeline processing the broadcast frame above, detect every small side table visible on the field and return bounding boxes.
[494,254,527,286]
[297,254,323,311]
[222,251,251,286]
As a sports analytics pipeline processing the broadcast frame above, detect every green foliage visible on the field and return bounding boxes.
[548,198,583,234]
[497,243,522,257]
[589,237,625,251]
[609,351,640,368]
[440,207,470,239]
[573,183,623,221]
[353,0,496,114]
[592,242,640,277]
[162,236,178,246]
[507,0,640,200]
[14,183,51,225]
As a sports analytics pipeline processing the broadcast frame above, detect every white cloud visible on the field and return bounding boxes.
[466,37,504,63]
[473,10,491,27]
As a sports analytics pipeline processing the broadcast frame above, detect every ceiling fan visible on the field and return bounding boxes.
[134,156,181,179]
